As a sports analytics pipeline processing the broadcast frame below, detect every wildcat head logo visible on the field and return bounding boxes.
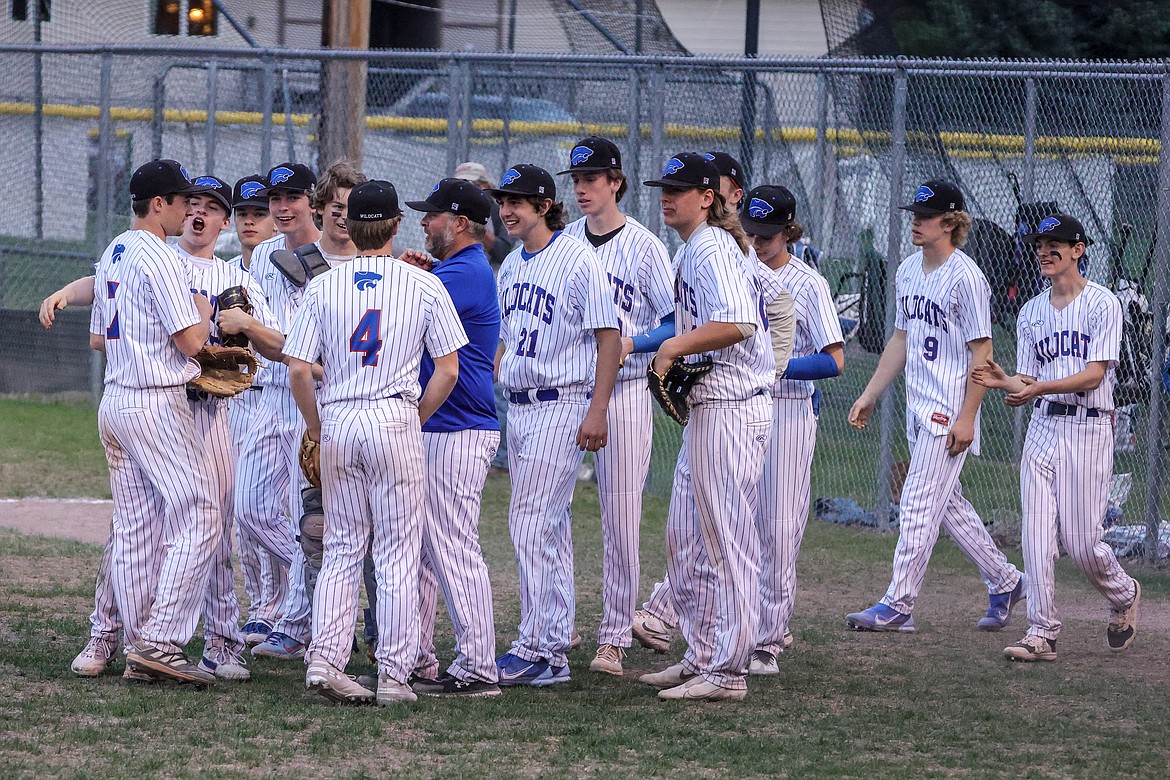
[663,158,685,175]
[747,198,774,219]
[354,271,382,291]
[914,185,935,203]
[571,146,594,166]
[500,168,521,186]
[193,177,223,189]
[1037,217,1061,234]
[269,166,295,185]
[240,181,264,200]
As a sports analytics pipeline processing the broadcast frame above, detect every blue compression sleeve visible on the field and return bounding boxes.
[782,350,840,381]
[631,313,675,353]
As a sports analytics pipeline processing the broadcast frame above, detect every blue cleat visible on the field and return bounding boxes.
[250,631,306,660]
[978,579,1026,632]
[531,664,571,687]
[495,652,549,687]
[241,621,274,646]
[845,604,916,633]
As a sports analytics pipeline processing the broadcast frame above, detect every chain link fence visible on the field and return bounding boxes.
[2,45,1168,555]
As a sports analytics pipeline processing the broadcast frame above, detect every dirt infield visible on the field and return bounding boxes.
[0,498,110,544]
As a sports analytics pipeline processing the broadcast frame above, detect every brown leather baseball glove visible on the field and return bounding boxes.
[647,356,714,426]
[187,345,258,398]
[299,431,322,489]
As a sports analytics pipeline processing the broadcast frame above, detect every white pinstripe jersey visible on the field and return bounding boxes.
[178,248,280,346]
[895,248,993,439]
[563,216,675,381]
[283,256,468,406]
[248,235,353,388]
[228,253,269,385]
[672,224,775,403]
[496,231,619,391]
[772,256,845,398]
[89,229,201,389]
[1016,281,1122,411]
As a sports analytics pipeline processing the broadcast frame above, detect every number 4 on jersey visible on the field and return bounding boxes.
[350,309,383,366]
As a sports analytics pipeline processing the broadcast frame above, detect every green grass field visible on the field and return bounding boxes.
[1,398,1170,778]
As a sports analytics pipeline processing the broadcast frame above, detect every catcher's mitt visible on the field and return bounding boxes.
[647,356,714,426]
[188,345,258,398]
[217,284,252,349]
[299,431,322,489]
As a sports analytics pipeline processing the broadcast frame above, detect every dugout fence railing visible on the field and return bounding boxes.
[1,45,1168,557]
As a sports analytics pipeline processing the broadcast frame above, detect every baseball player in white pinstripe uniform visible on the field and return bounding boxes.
[238,162,364,661]
[847,180,1023,633]
[740,184,844,675]
[556,137,676,677]
[226,173,288,644]
[398,178,503,697]
[491,164,622,687]
[638,153,775,701]
[973,214,1140,662]
[54,176,284,681]
[285,180,467,706]
[89,160,220,685]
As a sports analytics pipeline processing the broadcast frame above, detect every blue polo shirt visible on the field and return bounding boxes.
[420,243,502,432]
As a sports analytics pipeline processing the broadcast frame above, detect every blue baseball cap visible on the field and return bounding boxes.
[558,136,622,174]
[190,175,232,213]
[643,152,719,190]
[232,174,269,209]
[490,164,556,201]
[1023,214,1094,246]
[739,185,796,237]
[899,179,964,215]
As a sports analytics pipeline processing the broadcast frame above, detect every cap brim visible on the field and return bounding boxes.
[739,216,786,237]
[1022,232,1094,246]
[232,198,269,209]
[898,203,947,215]
[557,165,617,175]
[488,186,546,198]
[255,184,312,198]
[404,199,445,213]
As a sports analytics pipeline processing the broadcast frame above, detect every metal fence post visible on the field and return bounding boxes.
[627,66,642,221]
[875,64,909,517]
[445,57,460,177]
[815,71,830,245]
[458,58,473,166]
[260,54,274,172]
[648,65,665,236]
[1014,76,1038,457]
[91,53,115,406]
[152,74,165,161]
[1141,68,1170,560]
[205,58,219,173]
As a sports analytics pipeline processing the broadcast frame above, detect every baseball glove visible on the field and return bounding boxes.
[299,431,322,489]
[216,284,252,349]
[647,356,714,426]
[187,345,258,398]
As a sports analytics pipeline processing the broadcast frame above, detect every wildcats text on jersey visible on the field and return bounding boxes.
[1031,329,1091,365]
[899,294,950,332]
[502,282,556,324]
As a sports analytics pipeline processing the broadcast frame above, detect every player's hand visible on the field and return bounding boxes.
[217,306,252,335]
[848,394,875,429]
[971,358,1009,390]
[575,409,608,452]
[619,336,635,368]
[39,289,71,329]
[398,249,434,272]
[946,417,975,456]
[305,424,321,444]
[193,292,214,321]
[651,339,679,376]
[1005,376,1043,407]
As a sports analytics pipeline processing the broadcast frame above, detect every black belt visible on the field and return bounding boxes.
[248,385,264,392]
[1035,399,1099,418]
[508,388,559,405]
[187,388,209,403]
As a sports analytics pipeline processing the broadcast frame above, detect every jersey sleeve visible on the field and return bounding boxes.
[955,269,993,343]
[638,236,677,320]
[496,256,515,345]
[423,280,470,359]
[1015,308,1040,379]
[804,272,845,349]
[695,242,757,325]
[146,251,201,337]
[573,252,621,331]
[88,274,104,338]
[1087,292,1123,366]
[282,284,323,364]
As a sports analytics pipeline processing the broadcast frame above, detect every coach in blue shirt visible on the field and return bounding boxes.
[393,178,503,696]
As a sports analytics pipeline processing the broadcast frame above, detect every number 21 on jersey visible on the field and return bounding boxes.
[350,309,383,366]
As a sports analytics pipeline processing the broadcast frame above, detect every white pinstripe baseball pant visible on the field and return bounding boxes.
[668,395,771,691]
[507,396,588,669]
[756,394,818,655]
[234,385,313,643]
[594,378,654,648]
[1021,413,1137,640]
[308,400,425,683]
[99,386,221,653]
[228,387,288,627]
[415,429,500,683]
[881,415,1021,615]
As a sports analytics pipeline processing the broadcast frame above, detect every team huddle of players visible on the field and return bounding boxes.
[43,135,1140,704]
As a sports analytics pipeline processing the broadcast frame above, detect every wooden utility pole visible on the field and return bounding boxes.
[319,0,371,169]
